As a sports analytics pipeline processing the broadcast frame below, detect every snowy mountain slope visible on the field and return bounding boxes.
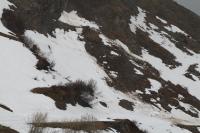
[0,0,200,133]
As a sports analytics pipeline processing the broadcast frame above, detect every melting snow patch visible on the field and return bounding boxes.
[129,7,147,34]
[59,11,99,30]
[134,68,143,75]
[99,34,113,46]
[136,90,143,94]
[156,16,167,24]
[164,25,187,35]
[109,71,118,78]
[110,51,119,56]
[178,94,184,100]
[179,102,198,115]
[103,61,108,64]
[100,34,143,60]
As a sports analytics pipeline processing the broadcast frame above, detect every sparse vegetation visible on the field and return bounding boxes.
[31,80,97,110]
[29,113,102,133]
[28,112,48,133]
[28,113,145,133]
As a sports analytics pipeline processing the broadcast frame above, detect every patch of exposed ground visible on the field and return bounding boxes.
[31,80,96,110]
[185,64,200,81]
[119,99,134,111]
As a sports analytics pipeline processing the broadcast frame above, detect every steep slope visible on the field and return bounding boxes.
[0,0,200,133]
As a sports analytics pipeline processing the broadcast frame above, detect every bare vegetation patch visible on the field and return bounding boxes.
[29,113,145,133]
[28,112,48,133]
[31,80,97,110]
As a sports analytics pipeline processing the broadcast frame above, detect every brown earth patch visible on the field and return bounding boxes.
[31,80,96,110]
[119,99,134,111]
